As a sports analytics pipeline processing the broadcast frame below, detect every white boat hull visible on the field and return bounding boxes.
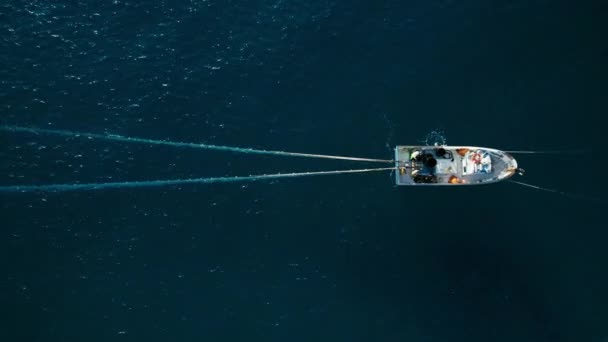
[394,146,518,186]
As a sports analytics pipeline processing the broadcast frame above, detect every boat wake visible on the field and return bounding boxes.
[0,125,392,163]
[0,125,396,193]
[0,167,396,193]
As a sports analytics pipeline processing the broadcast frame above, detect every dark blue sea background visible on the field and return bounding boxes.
[1,1,608,341]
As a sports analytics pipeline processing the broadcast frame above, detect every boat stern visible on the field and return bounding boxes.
[394,146,414,185]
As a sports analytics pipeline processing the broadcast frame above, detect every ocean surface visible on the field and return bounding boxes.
[1,1,608,341]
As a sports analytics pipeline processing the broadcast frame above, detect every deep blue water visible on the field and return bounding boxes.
[2,1,608,341]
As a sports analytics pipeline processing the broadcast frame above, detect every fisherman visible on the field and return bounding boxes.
[410,150,422,161]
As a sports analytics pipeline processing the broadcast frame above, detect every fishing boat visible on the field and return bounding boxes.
[394,146,522,186]
[4,125,588,198]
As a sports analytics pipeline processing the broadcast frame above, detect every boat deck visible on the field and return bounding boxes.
[394,146,517,186]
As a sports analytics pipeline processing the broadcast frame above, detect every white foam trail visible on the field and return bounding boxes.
[0,125,393,163]
[0,167,396,193]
